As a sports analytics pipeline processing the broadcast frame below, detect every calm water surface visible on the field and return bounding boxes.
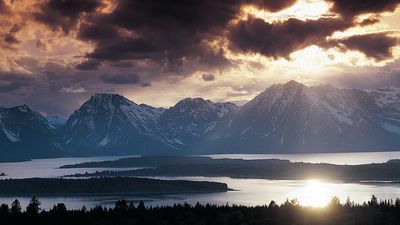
[0,152,399,209]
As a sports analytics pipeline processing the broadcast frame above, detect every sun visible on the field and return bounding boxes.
[295,179,332,207]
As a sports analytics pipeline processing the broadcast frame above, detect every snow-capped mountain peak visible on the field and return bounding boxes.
[206,80,400,153]
[62,93,167,152]
[0,105,61,160]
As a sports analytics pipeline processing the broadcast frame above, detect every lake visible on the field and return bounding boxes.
[0,152,400,210]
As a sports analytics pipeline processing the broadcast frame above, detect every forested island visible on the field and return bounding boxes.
[0,196,399,225]
[0,177,228,196]
[63,156,400,182]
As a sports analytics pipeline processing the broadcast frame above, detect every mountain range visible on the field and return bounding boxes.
[2,80,400,161]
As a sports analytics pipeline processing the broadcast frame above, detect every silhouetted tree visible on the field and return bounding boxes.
[369,195,379,207]
[114,200,129,212]
[329,196,341,208]
[345,197,354,208]
[137,201,146,212]
[0,197,400,225]
[52,203,67,214]
[0,203,9,215]
[10,199,21,214]
[26,197,41,215]
[269,200,278,208]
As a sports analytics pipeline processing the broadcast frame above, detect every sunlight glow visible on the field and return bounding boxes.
[289,46,333,71]
[294,179,332,207]
[241,0,332,22]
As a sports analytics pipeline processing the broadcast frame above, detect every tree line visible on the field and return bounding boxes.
[0,196,399,225]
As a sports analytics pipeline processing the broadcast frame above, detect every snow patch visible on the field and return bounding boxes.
[382,122,400,135]
[2,128,20,142]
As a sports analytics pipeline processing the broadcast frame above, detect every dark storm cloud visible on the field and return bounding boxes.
[76,0,300,72]
[99,73,141,84]
[228,16,352,59]
[34,0,103,33]
[202,73,215,81]
[78,23,119,41]
[328,0,400,18]
[249,0,297,12]
[334,33,399,61]
[86,37,158,61]
[0,73,33,93]
[76,59,102,70]
[79,0,241,63]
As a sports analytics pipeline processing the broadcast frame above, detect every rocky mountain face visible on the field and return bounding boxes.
[3,81,400,160]
[158,98,238,149]
[61,94,168,154]
[205,81,400,153]
[0,105,62,161]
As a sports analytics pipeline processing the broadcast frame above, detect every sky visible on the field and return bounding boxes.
[0,0,399,117]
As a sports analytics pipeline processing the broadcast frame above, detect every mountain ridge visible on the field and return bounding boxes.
[2,80,400,160]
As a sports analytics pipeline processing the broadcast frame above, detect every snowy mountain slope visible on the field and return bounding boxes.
[61,94,169,154]
[0,105,62,161]
[4,81,400,159]
[205,81,400,153]
[366,87,400,111]
[158,98,238,148]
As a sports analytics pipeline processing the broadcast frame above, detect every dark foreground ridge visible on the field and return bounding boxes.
[1,196,400,225]
[0,177,228,196]
[63,156,400,182]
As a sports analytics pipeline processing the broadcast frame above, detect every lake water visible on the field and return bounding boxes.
[0,152,400,210]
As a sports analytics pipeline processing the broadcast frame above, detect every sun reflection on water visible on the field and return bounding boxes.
[292,179,335,207]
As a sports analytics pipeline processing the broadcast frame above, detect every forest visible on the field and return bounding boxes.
[0,177,228,195]
[63,156,400,181]
[0,196,399,225]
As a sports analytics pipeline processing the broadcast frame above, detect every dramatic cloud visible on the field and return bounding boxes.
[228,16,352,59]
[0,0,399,116]
[249,0,297,12]
[34,0,103,33]
[334,33,399,61]
[328,0,400,18]
[0,73,34,93]
[78,0,300,73]
[77,23,119,41]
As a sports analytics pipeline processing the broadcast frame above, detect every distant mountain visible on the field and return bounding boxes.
[205,81,400,153]
[61,94,237,154]
[46,115,67,129]
[3,81,400,160]
[61,94,169,154]
[158,98,238,148]
[0,105,62,161]
[366,87,400,111]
